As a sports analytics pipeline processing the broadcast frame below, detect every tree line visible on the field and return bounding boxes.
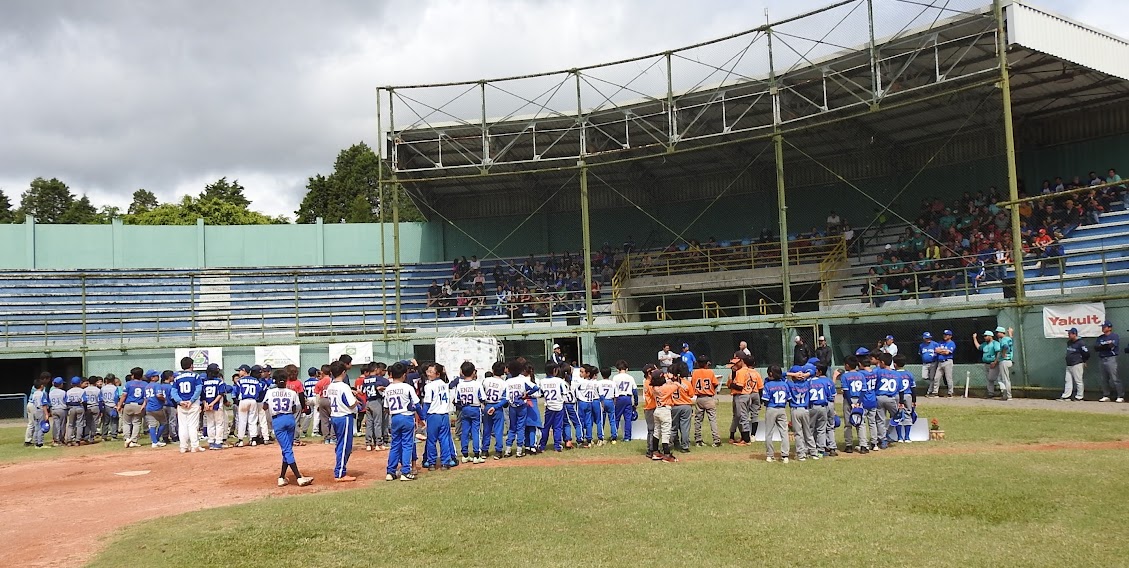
[0,143,423,226]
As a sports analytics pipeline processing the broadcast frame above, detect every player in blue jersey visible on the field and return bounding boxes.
[361,363,389,452]
[481,362,508,460]
[299,367,319,439]
[809,363,837,457]
[201,363,229,450]
[142,370,168,448]
[235,370,263,447]
[918,332,938,396]
[762,366,790,463]
[171,357,205,453]
[787,364,817,460]
[859,351,880,451]
[384,361,420,481]
[160,371,178,444]
[874,352,901,448]
[893,355,917,443]
[264,369,313,487]
[116,368,149,448]
[837,355,869,454]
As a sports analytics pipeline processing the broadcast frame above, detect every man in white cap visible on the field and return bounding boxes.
[550,344,566,365]
[814,336,831,367]
[1095,321,1123,402]
[995,326,1014,401]
[931,330,956,397]
[972,330,1001,398]
[880,335,898,357]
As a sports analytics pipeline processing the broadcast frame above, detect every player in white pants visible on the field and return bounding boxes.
[201,364,229,450]
[172,360,205,453]
[235,372,262,446]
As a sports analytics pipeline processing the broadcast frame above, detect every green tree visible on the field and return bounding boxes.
[127,196,288,226]
[295,142,424,223]
[19,177,75,223]
[58,195,99,224]
[96,205,121,223]
[0,189,13,223]
[200,177,250,209]
[127,189,159,215]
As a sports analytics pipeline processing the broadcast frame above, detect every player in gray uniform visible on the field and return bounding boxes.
[100,374,120,441]
[83,377,103,444]
[64,377,86,445]
[25,372,52,446]
[48,377,68,446]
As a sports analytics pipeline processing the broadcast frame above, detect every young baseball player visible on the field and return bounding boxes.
[762,365,790,462]
[361,363,389,451]
[171,358,204,454]
[874,352,900,448]
[611,360,637,444]
[669,361,694,453]
[201,364,228,450]
[537,363,567,452]
[30,377,49,449]
[522,364,542,454]
[300,367,319,438]
[25,373,50,447]
[384,362,419,481]
[560,365,581,449]
[650,368,678,462]
[82,376,102,444]
[454,362,487,463]
[325,360,359,481]
[641,363,658,458]
[859,349,880,450]
[809,363,836,456]
[263,369,313,487]
[256,366,274,443]
[421,362,457,470]
[838,355,869,453]
[117,368,148,448]
[48,377,67,447]
[894,355,917,443]
[235,369,262,447]
[142,371,168,448]
[160,371,178,444]
[504,359,538,457]
[481,362,508,459]
[594,366,615,443]
[572,364,598,448]
[728,355,762,445]
[690,357,719,447]
[63,377,85,446]
[99,374,119,442]
[787,364,816,460]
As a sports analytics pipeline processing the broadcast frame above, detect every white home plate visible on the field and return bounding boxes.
[114,470,151,477]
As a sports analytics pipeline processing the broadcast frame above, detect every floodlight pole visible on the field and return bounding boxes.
[377,87,388,337]
[995,0,1025,304]
[389,89,403,332]
[767,12,792,319]
[580,163,594,326]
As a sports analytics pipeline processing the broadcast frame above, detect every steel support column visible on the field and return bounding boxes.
[377,88,388,337]
[995,0,1025,303]
[580,163,595,325]
[775,134,792,317]
[392,172,402,333]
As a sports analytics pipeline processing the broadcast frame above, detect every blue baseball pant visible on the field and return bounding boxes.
[600,399,616,439]
[387,414,414,476]
[576,401,595,442]
[482,408,505,453]
[331,414,354,478]
[460,406,482,456]
[538,408,564,451]
[505,404,526,447]
[273,413,296,464]
[563,403,580,441]
[614,395,633,440]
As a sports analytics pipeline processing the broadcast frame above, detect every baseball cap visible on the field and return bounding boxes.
[922,331,932,339]
[884,244,892,250]
[236,364,251,373]
[994,326,1007,334]
[552,343,560,349]
[70,376,81,385]
[144,369,159,378]
[818,335,826,341]
[261,365,272,372]
[52,377,63,385]
[682,343,689,349]
[983,330,994,337]
[307,367,319,377]
[885,335,894,340]
[1067,327,1079,334]
[249,365,262,374]
[650,368,665,380]
[943,329,953,336]
[1103,321,1113,328]
[794,336,802,343]
[854,347,870,356]
[206,363,220,372]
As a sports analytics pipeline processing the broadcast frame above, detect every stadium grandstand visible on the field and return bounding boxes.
[3,0,1129,414]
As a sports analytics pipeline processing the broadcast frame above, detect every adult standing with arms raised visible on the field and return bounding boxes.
[932,330,956,397]
[972,331,1001,399]
[879,335,898,357]
[1096,321,1124,402]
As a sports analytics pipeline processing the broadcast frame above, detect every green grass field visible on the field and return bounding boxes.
[16,405,1129,567]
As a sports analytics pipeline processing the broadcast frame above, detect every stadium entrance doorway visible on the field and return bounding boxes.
[0,357,83,419]
[551,337,580,368]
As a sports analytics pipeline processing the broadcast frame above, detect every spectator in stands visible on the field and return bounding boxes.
[591,279,602,300]
[623,236,636,255]
[426,280,441,310]
[468,255,481,272]
[826,210,842,234]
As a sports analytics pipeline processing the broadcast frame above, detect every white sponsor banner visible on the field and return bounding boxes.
[254,345,301,368]
[436,337,500,379]
[1043,302,1105,338]
[174,348,224,371]
[329,342,373,365]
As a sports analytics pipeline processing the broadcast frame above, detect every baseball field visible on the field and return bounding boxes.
[6,398,1129,568]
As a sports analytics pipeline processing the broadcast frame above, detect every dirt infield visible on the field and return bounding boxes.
[5,437,1129,568]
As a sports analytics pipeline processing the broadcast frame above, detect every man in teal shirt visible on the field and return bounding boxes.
[973,331,1001,399]
[995,326,1014,401]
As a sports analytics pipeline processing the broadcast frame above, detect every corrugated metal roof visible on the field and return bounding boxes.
[1007,1,1129,81]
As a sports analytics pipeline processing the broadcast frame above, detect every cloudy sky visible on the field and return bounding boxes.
[0,0,1122,218]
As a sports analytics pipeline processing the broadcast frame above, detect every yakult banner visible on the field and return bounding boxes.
[254,345,301,368]
[329,342,373,365]
[174,348,224,371]
[1043,303,1105,338]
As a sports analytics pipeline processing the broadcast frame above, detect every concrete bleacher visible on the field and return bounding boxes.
[826,205,1129,311]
